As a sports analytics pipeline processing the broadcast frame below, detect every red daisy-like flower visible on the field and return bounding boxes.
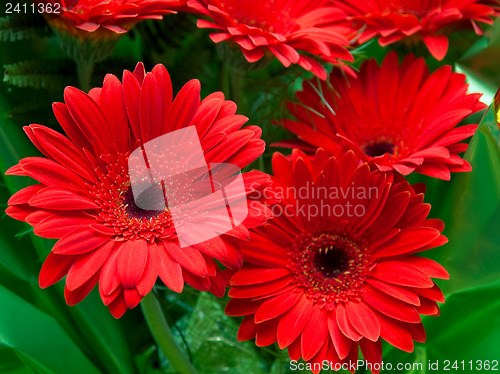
[187,0,353,79]
[6,63,272,318]
[278,52,486,180]
[226,149,449,373]
[335,0,500,60]
[35,0,185,40]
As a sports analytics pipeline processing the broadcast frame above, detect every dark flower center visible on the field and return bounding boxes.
[123,185,166,220]
[363,140,395,157]
[313,246,350,278]
[92,154,176,241]
[289,232,374,303]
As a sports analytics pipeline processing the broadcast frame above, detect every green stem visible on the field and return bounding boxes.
[141,292,198,374]
[229,68,244,105]
[221,64,245,106]
[221,63,231,100]
[76,60,94,92]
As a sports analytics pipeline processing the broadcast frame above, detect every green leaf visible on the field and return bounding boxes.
[456,17,500,104]
[168,293,269,374]
[0,14,50,43]
[0,94,135,374]
[63,290,137,374]
[3,59,75,90]
[0,346,36,374]
[426,108,500,296]
[381,345,427,374]
[0,96,39,193]
[424,282,500,369]
[0,284,102,374]
[381,104,500,373]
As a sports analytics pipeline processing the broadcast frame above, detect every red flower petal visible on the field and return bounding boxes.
[124,288,143,309]
[335,303,363,341]
[277,294,313,349]
[255,318,279,347]
[423,35,449,60]
[363,285,421,323]
[231,266,290,286]
[108,292,128,319]
[165,79,200,131]
[225,298,262,317]
[8,185,44,205]
[39,252,74,288]
[140,73,163,143]
[65,273,99,306]
[372,227,442,257]
[164,241,208,278]
[301,307,328,361]
[228,276,294,299]
[64,87,114,153]
[66,241,115,291]
[366,278,420,306]
[376,311,415,352]
[371,261,434,288]
[401,256,450,279]
[157,245,184,293]
[237,315,257,341]
[136,243,160,296]
[34,213,95,239]
[327,310,352,359]
[117,240,148,289]
[29,187,99,210]
[28,125,97,182]
[346,301,380,342]
[52,228,110,255]
[359,339,382,374]
[20,157,88,191]
[254,291,302,323]
[100,74,129,153]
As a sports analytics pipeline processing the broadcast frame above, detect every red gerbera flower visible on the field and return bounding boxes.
[187,0,354,79]
[6,63,272,318]
[226,149,449,374]
[335,0,500,60]
[278,52,486,180]
[36,0,185,40]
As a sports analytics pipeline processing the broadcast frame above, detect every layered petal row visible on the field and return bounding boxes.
[7,63,271,317]
[335,0,500,60]
[226,149,449,373]
[188,0,354,79]
[277,52,485,180]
